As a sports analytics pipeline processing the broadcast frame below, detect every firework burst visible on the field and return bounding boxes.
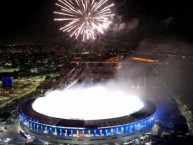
[54,0,114,41]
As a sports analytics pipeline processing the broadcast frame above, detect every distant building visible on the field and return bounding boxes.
[1,76,13,88]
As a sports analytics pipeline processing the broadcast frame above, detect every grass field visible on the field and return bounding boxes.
[0,68,20,73]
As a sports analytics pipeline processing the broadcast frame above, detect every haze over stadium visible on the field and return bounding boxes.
[32,84,144,120]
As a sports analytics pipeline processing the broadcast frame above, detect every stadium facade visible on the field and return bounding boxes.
[19,98,155,144]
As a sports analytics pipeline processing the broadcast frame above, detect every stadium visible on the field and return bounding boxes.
[19,90,156,144]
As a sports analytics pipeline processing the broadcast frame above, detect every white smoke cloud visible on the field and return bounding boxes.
[32,83,143,120]
[111,18,139,32]
[163,16,173,28]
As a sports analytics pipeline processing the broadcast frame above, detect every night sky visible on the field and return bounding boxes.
[1,0,193,43]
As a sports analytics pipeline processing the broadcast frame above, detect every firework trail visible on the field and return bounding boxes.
[54,0,114,41]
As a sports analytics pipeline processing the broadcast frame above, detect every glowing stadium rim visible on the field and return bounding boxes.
[32,85,144,120]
